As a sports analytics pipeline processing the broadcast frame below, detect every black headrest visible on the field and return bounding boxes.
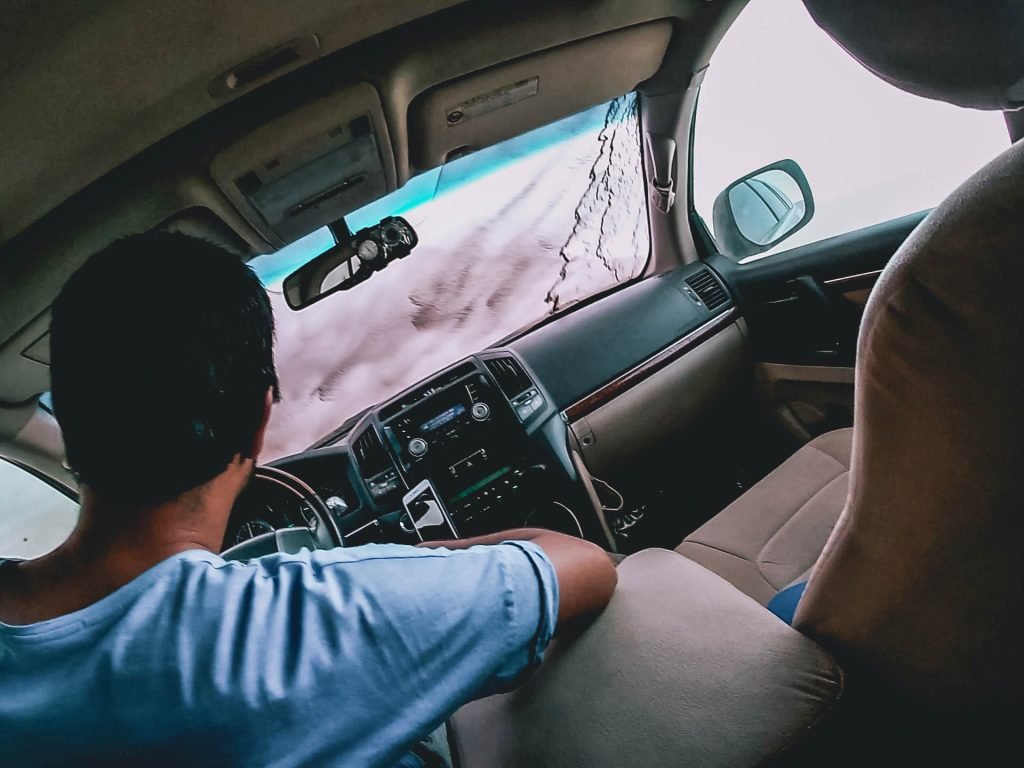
[802,0,1024,110]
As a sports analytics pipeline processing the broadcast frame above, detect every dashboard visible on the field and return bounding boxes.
[226,263,740,551]
[226,350,586,549]
[351,353,568,539]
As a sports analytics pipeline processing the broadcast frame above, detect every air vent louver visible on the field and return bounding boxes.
[484,356,532,399]
[684,268,729,311]
[379,362,476,420]
[353,427,390,477]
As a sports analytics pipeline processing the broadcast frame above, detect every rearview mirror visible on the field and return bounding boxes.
[283,216,418,309]
[712,159,814,260]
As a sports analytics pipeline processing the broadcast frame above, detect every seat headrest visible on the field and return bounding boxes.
[802,0,1024,109]
[795,138,1024,711]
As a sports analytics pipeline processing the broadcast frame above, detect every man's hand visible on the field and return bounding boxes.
[418,528,617,630]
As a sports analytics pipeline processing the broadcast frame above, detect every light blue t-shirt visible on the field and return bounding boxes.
[0,542,558,767]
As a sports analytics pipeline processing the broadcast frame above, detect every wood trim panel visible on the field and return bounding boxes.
[823,269,883,292]
[757,362,855,386]
[564,308,740,422]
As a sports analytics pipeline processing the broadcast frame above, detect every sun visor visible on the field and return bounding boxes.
[408,21,672,171]
[211,82,396,247]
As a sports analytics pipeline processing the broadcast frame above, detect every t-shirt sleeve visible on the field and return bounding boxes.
[469,540,560,694]
[301,541,558,693]
[221,541,558,766]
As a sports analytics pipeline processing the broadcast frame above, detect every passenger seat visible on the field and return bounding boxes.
[675,428,852,605]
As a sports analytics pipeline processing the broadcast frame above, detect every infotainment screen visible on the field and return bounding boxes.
[419,403,466,433]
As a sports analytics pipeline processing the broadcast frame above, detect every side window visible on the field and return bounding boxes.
[0,459,78,559]
[692,0,1010,261]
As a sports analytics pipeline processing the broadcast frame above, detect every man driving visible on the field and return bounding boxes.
[0,232,618,767]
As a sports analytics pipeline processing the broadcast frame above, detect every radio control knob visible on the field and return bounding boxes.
[408,437,429,458]
[471,402,491,421]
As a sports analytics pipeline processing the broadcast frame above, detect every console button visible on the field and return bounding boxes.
[408,437,429,458]
[471,402,491,421]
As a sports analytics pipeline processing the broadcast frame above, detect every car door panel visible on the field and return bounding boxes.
[708,211,924,438]
[755,362,855,441]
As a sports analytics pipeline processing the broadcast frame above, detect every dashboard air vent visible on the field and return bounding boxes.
[353,427,390,477]
[379,362,476,421]
[684,268,729,311]
[484,356,532,399]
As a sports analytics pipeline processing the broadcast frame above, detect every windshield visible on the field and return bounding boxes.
[252,94,649,460]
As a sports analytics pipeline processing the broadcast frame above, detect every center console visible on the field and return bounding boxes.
[259,350,612,549]
[386,371,534,532]
[349,353,578,539]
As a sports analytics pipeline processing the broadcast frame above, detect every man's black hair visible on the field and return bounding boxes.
[49,231,279,505]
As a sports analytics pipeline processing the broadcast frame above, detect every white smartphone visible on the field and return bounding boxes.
[401,479,459,541]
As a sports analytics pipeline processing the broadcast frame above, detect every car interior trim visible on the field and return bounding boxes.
[757,363,856,386]
[564,306,740,422]
[822,269,884,290]
[571,320,747,475]
[570,448,619,552]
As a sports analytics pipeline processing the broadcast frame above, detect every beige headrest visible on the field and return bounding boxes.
[795,137,1024,711]
[802,0,1024,109]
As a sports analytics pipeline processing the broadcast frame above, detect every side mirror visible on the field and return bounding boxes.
[712,159,814,260]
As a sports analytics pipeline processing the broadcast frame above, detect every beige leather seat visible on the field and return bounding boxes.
[708,1,1024,759]
[451,549,843,767]
[676,428,852,604]
[797,143,1024,761]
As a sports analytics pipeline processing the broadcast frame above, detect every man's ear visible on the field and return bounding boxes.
[243,387,274,461]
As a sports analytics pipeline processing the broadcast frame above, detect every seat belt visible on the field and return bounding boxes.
[645,133,677,213]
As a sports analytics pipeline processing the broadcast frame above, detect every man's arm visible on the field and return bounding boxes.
[418,528,617,629]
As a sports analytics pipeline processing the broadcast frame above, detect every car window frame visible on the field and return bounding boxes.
[0,455,78,503]
[0,454,79,560]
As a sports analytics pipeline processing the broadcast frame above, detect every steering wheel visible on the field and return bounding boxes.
[221,465,344,561]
